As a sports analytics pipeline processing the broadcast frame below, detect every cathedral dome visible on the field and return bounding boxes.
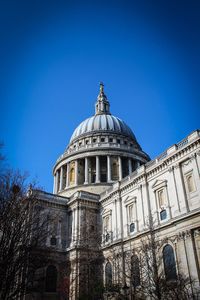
[70,114,136,143]
[69,82,136,144]
[53,83,150,198]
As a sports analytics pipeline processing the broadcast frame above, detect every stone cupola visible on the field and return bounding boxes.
[95,83,111,115]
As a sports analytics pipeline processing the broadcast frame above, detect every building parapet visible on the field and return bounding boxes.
[33,190,69,206]
[100,129,200,200]
[70,190,100,202]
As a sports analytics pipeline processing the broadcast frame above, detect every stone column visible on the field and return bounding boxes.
[107,155,111,182]
[118,156,122,180]
[84,157,89,184]
[136,161,140,168]
[66,163,69,187]
[75,160,78,186]
[54,171,58,193]
[72,209,76,243]
[96,156,100,183]
[128,158,132,175]
[59,166,63,191]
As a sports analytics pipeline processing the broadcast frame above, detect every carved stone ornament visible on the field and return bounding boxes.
[182,158,193,167]
[174,163,179,169]
[190,153,196,160]
[194,229,200,237]
[178,230,192,240]
[168,166,174,173]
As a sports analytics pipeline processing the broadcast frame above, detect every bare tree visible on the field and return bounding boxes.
[0,157,51,299]
[104,223,200,300]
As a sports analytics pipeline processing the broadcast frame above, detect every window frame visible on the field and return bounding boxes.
[163,244,177,281]
[45,265,58,293]
[185,171,196,194]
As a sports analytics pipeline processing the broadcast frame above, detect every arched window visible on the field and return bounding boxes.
[186,174,195,193]
[105,262,112,286]
[163,244,177,281]
[45,265,57,292]
[131,255,140,287]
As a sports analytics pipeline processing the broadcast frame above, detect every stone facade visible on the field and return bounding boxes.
[35,85,200,299]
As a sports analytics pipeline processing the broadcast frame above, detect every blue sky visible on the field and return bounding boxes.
[0,0,200,192]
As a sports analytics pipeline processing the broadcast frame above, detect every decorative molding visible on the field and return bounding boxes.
[194,229,200,237]
[177,230,192,240]
[182,159,193,167]
[168,166,174,173]
[152,179,167,190]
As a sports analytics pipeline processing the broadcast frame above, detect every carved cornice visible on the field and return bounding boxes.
[100,134,200,204]
[177,230,192,241]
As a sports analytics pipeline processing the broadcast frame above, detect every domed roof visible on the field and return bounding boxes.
[69,83,136,143]
[70,114,136,142]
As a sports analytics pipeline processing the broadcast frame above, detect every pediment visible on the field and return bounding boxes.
[152,179,167,189]
[124,195,136,204]
[101,208,112,216]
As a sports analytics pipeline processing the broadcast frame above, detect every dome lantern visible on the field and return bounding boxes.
[95,82,110,115]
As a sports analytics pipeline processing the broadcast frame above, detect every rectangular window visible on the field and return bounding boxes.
[157,189,165,207]
[130,223,135,232]
[160,209,167,220]
[128,204,134,223]
[103,215,110,232]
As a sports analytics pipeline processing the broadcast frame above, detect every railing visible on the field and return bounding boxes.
[145,159,156,168]
[176,137,188,149]
[57,141,136,162]
[36,190,68,205]
[157,150,168,161]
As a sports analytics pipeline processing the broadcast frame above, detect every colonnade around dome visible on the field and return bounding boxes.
[53,155,140,193]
